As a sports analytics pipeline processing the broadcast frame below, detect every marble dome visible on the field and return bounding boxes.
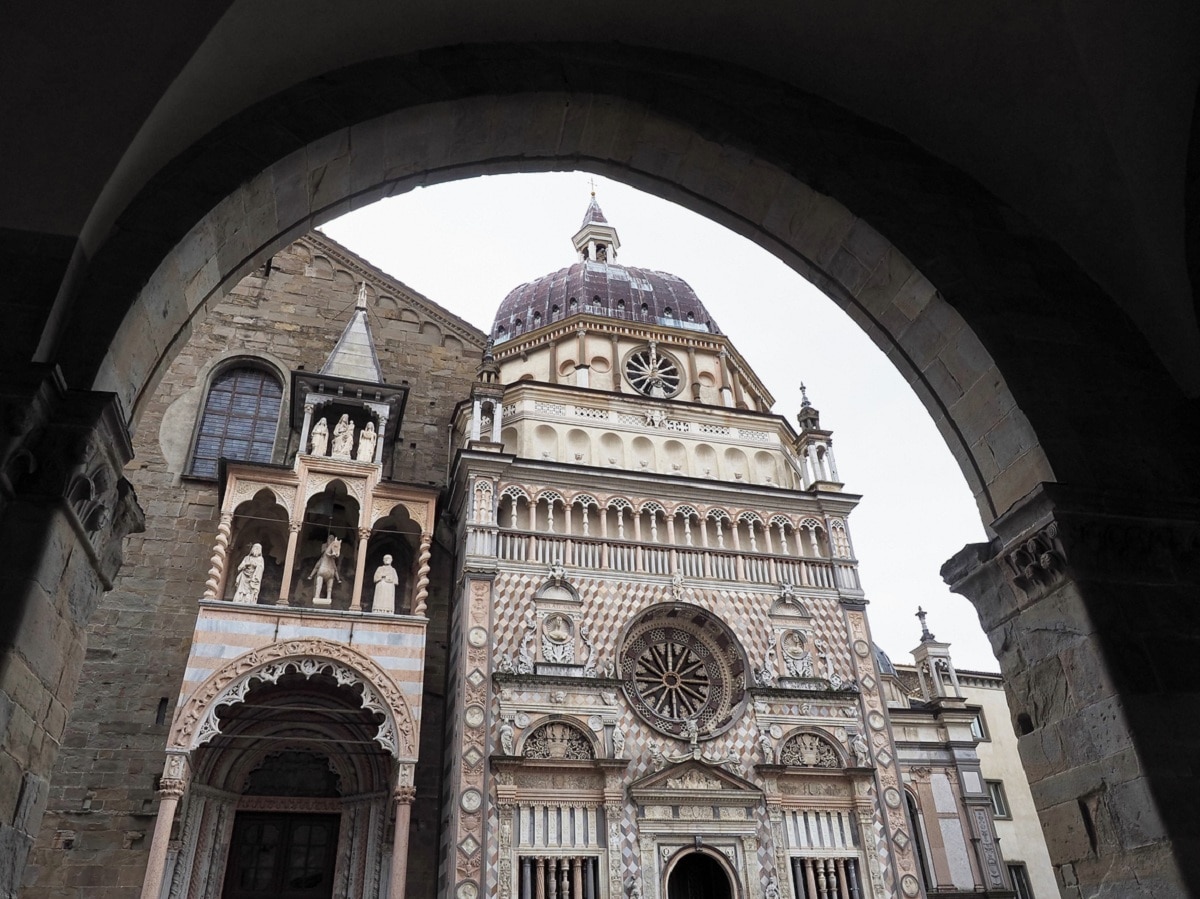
[490,261,721,344]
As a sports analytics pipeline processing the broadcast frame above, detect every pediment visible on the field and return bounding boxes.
[629,760,762,807]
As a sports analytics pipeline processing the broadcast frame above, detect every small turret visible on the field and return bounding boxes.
[468,338,506,447]
[290,280,408,468]
[911,607,964,705]
[571,189,621,263]
[793,384,841,490]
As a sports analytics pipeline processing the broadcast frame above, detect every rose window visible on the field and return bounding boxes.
[619,604,748,739]
[624,344,683,398]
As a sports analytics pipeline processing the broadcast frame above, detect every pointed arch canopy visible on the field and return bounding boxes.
[169,639,418,761]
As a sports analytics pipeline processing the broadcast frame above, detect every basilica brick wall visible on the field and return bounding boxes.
[22,233,484,898]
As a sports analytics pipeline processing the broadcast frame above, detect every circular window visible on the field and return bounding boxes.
[624,344,683,398]
[618,604,748,740]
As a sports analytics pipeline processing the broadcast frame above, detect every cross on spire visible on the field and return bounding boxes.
[588,177,598,197]
[916,606,936,643]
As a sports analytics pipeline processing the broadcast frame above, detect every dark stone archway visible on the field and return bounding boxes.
[3,41,1199,899]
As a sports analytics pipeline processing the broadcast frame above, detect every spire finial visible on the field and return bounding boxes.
[916,606,936,643]
[588,177,598,197]
[799,383,811,408]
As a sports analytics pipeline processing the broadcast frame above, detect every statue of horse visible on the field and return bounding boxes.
[307,534,342,605]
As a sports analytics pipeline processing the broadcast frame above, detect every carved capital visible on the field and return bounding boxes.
[158,778,187,800]
[393,786,417,804]
[1004,522,1065,594]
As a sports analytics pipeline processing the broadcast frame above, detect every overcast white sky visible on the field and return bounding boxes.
[323,172,995,672]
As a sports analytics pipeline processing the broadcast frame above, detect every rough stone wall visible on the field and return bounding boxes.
[22,234,484,898]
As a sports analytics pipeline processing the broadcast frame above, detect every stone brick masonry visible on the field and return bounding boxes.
[22,233,484,899]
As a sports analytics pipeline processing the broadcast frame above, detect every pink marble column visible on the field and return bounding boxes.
[350,527,371,611]
[277,521,302,605]
[139,777,186,899]
[389,786,416,899]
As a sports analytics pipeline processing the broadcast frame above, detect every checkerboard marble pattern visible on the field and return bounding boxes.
[479,564,881,897]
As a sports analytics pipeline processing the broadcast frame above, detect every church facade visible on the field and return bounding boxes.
[25,202,1043,899]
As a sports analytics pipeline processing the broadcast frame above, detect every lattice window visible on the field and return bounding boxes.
[189,366,283,478]
[779,733,841,768]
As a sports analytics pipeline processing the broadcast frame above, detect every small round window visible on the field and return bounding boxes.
[624,344,683,399]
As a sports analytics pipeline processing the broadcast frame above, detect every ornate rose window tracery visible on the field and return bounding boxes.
[624,344,683,398]
[618,604,748,740]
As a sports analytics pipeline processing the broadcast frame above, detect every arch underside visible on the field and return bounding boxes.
[64,44,1200,534]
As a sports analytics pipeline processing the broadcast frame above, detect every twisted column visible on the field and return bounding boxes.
[203,513,233,598]
[412,532,432,615]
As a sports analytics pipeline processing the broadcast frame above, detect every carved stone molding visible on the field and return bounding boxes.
[169,639,417,760]
[1003,523,1065,595]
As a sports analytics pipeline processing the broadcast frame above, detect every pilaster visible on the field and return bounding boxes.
[943,482,1200,898]
[0,365,144,896]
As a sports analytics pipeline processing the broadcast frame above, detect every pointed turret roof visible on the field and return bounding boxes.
[580,195,609,227]
[320,282,383,383]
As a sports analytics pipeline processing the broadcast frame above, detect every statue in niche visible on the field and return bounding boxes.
[308,534,342,605]
[232,543,265,603]
[499,719,515,756]
[542,613,574,663]
[330,414,355,459]
[356,421,377,462]
[309,417,329,456]
[372,554,398,613]
[612,727,625,758]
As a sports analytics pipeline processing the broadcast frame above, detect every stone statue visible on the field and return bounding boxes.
[232,543,264,603]
[355,421,377,462]
[627,881,642,899]
[307,534,342,605]
[309,417,329,456]
[372,554,399,613]
[759,730,774,763]
[612,727,625,758]
[330,414,355,459]
[499,719,515,755]
[765,876,781,899]
[851,732,871,767]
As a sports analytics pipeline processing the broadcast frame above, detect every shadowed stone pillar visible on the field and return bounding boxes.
[0,365,144,896]
[943,482,1200,899]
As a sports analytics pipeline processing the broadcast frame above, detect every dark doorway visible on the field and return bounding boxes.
[667,852,734,899]
[223,812,340,899]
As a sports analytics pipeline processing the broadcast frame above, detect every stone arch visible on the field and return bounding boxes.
[169,639,418,761]
[83,82,1069,526]
[662,847,740,899]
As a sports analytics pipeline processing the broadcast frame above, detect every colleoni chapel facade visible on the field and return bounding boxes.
[24,201,1047,899]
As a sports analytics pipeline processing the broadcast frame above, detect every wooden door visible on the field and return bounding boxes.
[223,812,340,899]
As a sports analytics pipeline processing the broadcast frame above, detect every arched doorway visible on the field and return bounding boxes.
[667,852,734,899]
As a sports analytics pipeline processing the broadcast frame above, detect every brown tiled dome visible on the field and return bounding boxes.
[491,261,720,344]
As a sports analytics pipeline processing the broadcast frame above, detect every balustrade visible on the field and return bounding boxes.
[791,857,862,899]
[520,856,599,899]
[486,528,849,589]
